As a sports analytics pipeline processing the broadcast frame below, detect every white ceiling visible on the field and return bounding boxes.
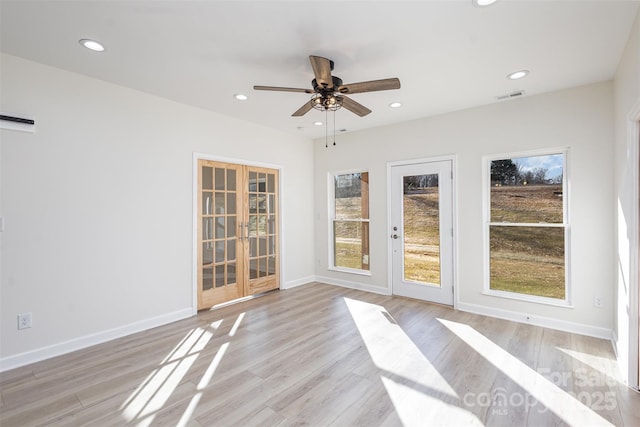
[1,1,638,139]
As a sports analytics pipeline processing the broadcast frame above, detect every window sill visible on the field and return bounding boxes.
[328,266,372,277]
[482,289,573,308]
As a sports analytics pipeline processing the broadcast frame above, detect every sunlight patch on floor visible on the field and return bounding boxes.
[198,342,230,390]
[175,341,231,426]
[557,347,621,384]
[345,297,483,424]
[119,310,245,426]
[381,376,483,426]
[120,327,212,425]
[229,312,245,337]
[439,318,614,426]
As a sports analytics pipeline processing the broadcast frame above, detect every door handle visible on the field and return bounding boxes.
[391,234,399,239]
[238,223,243,241]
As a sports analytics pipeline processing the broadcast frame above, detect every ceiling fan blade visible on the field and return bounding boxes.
[254,85,314,94]
[338,78,401,94]
[292,101,313,117]
[340,96,372,117]
[309,55,334,89]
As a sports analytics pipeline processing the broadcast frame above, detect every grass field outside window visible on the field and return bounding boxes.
[332,172,370,272]
[487,152,568,301]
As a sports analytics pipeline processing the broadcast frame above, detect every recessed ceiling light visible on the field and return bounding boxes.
[234,94,248,101]
[389,102,402,108]
[313,121,323,126]
[473,0,497,6]
[507,70,529,80]
[79,39,105,52]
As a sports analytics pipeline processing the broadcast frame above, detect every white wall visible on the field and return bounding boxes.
[314,81,614,338]
[0,54,315,369]
[613,8,640,388]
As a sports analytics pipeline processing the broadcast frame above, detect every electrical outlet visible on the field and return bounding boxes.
[594,296,604,308]
[18,313,32,330]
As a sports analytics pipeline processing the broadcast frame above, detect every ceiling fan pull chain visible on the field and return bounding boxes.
[333,109,336,146]
[325,109,328,148]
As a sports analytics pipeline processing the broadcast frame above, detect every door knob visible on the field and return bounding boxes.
[391,234,399,239]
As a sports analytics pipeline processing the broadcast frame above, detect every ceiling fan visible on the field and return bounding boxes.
[254,55,401,117]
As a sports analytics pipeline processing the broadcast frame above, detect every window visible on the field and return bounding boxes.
[331,172,370,272]
[485,151,568,302]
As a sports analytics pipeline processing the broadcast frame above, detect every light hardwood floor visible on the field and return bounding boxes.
[1,282,639,426]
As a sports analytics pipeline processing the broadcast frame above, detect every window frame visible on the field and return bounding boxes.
[328,170,372,276]
[482,148,571,307]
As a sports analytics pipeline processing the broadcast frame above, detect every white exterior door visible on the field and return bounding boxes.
[390,160,454,305]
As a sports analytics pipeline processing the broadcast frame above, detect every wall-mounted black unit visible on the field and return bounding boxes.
[0,114,35,125]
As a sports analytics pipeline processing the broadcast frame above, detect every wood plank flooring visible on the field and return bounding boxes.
[1,282,639,426]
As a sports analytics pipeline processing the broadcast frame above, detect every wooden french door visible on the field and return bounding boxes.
[197,160,279,310]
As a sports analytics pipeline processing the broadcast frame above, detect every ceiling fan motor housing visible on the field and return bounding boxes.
[312,76,343,92]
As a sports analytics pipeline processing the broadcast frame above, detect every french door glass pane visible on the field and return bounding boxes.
[203,218,213,240]
[249,172,257,192]
[403,174,440,285]
[202,167,213,190]
[268,256,276,275]
[202,192,212,215]
[215,216,225,239]
[258,195,267,213]
[215,168,225,190]
[259,237,266,255]
[250,259,258,279]
[267,174,275,193]
[249,215,257,236]
[227,216,236,238]
[203,268,213,290]
[215,193,225,214]
[268,195,275,213]
[249,194,257,213]
[227,263,236,285]
[215,265,224,287]
[202,243,213,265]
[227,239,236,261]
[226,169,236,191]
[268,236,275,255]
[250,238,257,257]
[227,193,236,215]
[259,173,267,192]
[259,257,267,277]
[215,241,225,263]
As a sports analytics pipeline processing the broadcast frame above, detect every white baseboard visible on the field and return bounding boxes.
[611,330,619,358]
[457,301,613,340]
[314,275,391,296]
[282,276,316,290]
[0,308,193,372]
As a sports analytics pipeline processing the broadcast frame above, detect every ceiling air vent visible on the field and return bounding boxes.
[496,90,526,101]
